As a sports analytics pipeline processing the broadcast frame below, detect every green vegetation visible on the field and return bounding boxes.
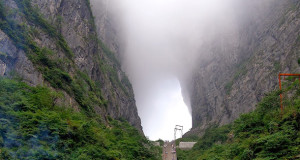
[155,139,164,146]
[0,51,6,58]
[0,1,162,159]
[84,0,96,31]
[178,80,300,160]
[14,0,73,58]
[279,15,286,27]
[0,78,160,159]
[82,1,131,96]
[0,0,134,113]
[273,62,281,72]
[224,81,234,95]
[224,61,248,95]
[0,0,108,113]
[98,40,121,67]
[96,39,131,95]
[296,35,300,44]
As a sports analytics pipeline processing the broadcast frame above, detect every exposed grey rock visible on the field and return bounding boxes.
[90,0,121,58]
[0,60,6,76]
[185,0,300,137]
[0,0,142,132]
[0,29,43,86]
[34,0,142,132]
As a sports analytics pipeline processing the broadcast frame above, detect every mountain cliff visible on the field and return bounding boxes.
[186,0,300,136]
[0,0,164,159]
[0,0,141,132]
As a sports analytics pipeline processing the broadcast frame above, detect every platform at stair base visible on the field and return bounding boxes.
[178,142,197,150]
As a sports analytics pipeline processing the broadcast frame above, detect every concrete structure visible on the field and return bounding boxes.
[153,142,160,146]
[179,142,197,150]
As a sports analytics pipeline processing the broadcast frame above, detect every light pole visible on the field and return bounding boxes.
[174,125,183,140]
[173,125,183,160]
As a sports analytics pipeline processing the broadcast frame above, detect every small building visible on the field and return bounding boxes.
[152,142,160,146]
[179,142,197,150]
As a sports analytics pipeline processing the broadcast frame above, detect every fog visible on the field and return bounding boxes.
[118,0,236,140]
[91,0,275,140]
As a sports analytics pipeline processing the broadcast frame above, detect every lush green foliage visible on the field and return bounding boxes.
[178,81,300,160]
[1,0,132,112]
[0,78,160,159]
[0,1,162,159]
[0,0,109,113]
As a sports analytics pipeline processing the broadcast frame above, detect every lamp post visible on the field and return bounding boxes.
[174,125,183,141]
[173,125,183,160]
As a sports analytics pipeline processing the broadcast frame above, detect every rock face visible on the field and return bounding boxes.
[90,0,121,57]
[87,0,141,129]
[186,0,300,136]
[0,30,44,85]
[0,0,142,132]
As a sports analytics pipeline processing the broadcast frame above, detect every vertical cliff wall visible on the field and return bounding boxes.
[0,0,142,131]
[186,0,300,136]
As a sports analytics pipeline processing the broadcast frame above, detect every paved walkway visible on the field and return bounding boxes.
[162,141,177,160]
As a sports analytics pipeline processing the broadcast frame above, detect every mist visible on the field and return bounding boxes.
[91,0,275,140]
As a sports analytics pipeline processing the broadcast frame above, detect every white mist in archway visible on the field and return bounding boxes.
[90,0,255,140]
[109,0,232,140]
[136,77,191,141]
[90,0,277,141]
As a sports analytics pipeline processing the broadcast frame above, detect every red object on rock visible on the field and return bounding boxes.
[278,73,300,112]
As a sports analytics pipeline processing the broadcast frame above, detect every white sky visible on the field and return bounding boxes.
[117,0,221,141]
[136,78,192,141]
